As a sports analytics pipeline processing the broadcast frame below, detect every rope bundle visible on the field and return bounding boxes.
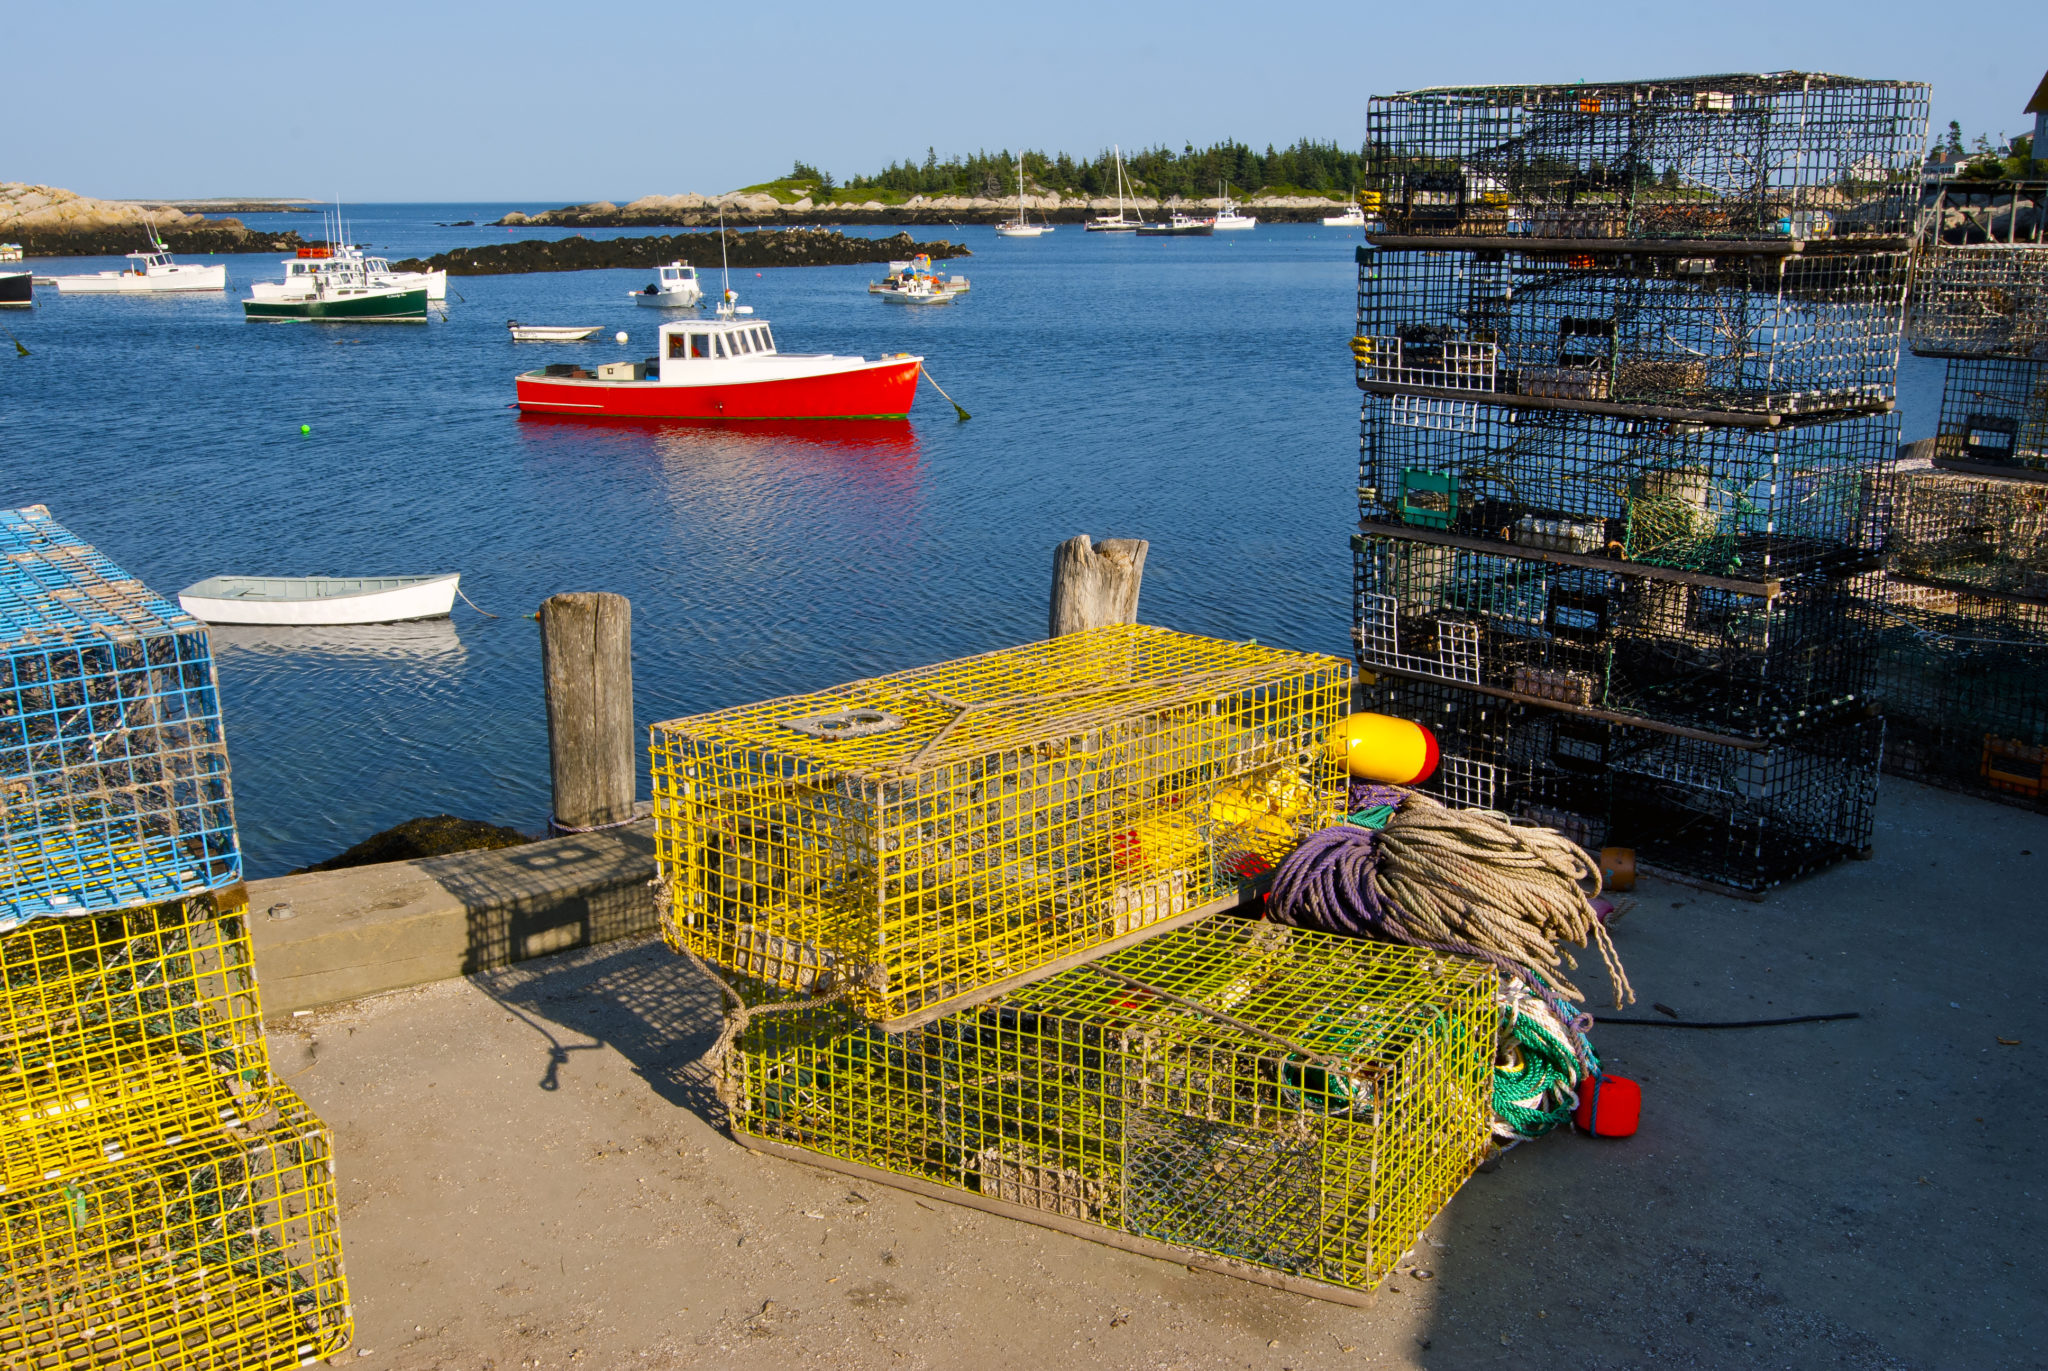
[1267,788,1634,1032]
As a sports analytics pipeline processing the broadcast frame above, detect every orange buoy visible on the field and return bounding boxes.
[1599,846,1636,891]
[1324,712,1439,785]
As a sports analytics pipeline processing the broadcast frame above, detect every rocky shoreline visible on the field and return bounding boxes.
[498,191,1354,229]
[8,222,312,257]
[391,228,969,277]
[3,181,310,257]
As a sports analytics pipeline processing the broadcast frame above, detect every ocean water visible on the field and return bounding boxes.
[0,207,1948,874]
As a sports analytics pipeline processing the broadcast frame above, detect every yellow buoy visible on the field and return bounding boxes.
[1325,712,1439,785]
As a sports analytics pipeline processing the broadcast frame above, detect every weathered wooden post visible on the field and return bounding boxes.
[1049,535,1149,637]
[539,592,636,831]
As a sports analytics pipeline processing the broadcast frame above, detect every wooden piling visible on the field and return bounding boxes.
[539,592,636,830]
[1049,535,1149,637]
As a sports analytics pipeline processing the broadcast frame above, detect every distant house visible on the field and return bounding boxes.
[1923,153,1970,184]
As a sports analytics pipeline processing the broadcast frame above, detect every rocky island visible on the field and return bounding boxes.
[496,189,1353,229]
[0,182,310,256]
[390,227,968,277]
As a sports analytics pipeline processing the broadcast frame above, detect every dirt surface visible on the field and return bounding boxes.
[275,777,2045,1370]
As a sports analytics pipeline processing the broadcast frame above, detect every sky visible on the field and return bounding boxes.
[9,0,2046,203]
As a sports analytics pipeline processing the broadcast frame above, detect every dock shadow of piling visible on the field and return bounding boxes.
[469,935,729,1128]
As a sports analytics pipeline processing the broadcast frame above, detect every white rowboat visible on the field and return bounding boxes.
[509,322,603,341]
[178,573,460,626]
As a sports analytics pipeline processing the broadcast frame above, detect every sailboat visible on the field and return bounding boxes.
[996,156,1052,238]
[1085,145,1144,232]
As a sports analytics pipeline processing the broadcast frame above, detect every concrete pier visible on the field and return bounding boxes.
[261,778,2045,1369]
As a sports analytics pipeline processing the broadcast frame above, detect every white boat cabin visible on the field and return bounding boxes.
[655,316,780,379]
[656,263,698,290]
[126,248,183,276]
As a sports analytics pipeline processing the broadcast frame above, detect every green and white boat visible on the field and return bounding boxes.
[242,260,428,322]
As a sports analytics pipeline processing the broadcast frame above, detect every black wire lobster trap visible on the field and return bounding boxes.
[1351,533,1877,741]
[1355,245,1909,423]
[1361,673,1881,893]
[1885,466,2048,599]
[1922,357,2048,474]
[1365,73,1929,243]
[1908,242,2048,362]
[1357,396,1896,583]
[1866,577,2048,807]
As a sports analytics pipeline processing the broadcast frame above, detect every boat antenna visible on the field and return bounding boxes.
[717,204,734,318]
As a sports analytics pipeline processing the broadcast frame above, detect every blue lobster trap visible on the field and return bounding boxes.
[0,506,238,928]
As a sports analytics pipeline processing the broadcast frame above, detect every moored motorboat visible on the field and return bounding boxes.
[515,295,922,420]
[1212,184,1257,230]
[178,573,461,626]
[47,230,226,293]
[869,256,967,303]
[633,261,703,307]
[1135,211,1215,237]
[0,269,29,308]
[243,267,428,321]
[509,321,603,341]
[1323,203,1367,227]
[250,243,447,303]
[0,244,22,263]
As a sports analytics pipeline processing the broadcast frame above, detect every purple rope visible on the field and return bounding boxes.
[1267,823,1597,1055]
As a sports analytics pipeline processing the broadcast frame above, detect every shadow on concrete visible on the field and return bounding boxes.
[1403,778,2043,1370]
[469,935,729,1129]
[423,816,657,975]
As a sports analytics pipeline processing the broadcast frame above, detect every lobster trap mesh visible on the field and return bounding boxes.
[1356,246,1908,421]
[1358,397,1895,581]
[728,917,1496,1295]
[1926,357,2048,474]
[0,889,270,1195]
[1909,245,2048,361]
[0,1083,351,1370]
[651,626,1350,1023]
[1867,577,2048,806]
[1884,467,2048,600]
[0,507,237,927]
[1351,534,1874,739]
[1364,672,1881,891]
[1366,73,1928,242]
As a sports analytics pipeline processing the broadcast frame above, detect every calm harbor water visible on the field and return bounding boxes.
[0,206,1947,875]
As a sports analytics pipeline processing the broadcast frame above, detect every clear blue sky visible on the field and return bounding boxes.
[12,1,2045,202]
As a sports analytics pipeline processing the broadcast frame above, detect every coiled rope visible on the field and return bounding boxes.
[1266,787,1633,1068]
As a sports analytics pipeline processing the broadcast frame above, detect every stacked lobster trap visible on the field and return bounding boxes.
[651,626,1499,1301]
[0,506,352,1368]
[1868,176,2048,805]
[1352,73,1929,891]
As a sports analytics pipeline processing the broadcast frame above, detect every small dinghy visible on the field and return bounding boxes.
[509,321,602,341]
[178,573,461,626]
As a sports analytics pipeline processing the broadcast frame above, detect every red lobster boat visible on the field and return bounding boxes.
[515,305,922,420]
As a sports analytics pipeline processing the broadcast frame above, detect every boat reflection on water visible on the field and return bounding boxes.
[207,617,467,662]
[516,411,919,456]
[516,412,923,499]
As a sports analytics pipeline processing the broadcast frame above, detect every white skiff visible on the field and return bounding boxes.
[509,322,602,341]
[178,573,460,625]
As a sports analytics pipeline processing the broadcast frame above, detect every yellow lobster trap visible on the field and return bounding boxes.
[0,1082,350,1370]
[2,888,270,1194]
[727,917,1496,1300]
[651,625,1351,1025]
